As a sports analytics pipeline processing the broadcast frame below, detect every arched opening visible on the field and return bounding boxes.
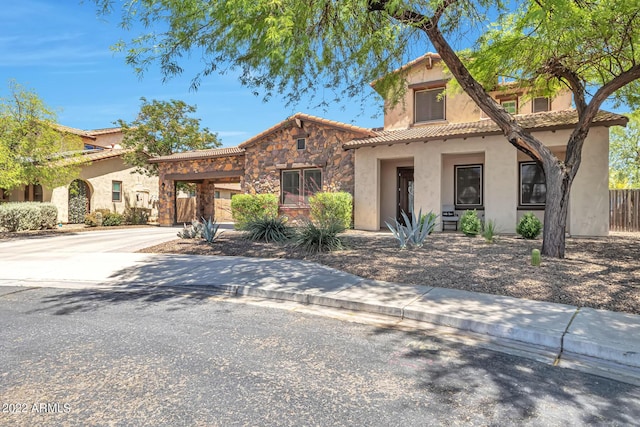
[68,179,91,223]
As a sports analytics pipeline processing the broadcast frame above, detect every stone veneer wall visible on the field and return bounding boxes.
[156,155,244,225]
[243,121,361,220]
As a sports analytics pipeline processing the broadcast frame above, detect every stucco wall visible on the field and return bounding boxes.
[353,127,610,236]
[383,60,573,131]
[50,157,158,223]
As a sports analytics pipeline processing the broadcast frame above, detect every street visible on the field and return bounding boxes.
[1,285,638,426]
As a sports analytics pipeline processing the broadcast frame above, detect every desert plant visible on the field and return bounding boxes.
[385,209,438,249]
[245,216,293,243]
[309,191,352,230]
[84,212,99,227]
[531,248,541,266]
[460,210,482,237]
[177,218,203,239]
[482,219,498,243]
[294,220,345,253]
[201,216,223,245]
[517,213,543,239]
[231,194,278,230]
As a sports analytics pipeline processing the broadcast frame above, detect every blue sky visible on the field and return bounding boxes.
[0,1,383,147]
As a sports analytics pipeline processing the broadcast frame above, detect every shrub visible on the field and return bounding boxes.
[177,219,203,239]
[245,216,293,243]
[201,216,223,245]
[482,219,498,243]
[124,207,149,225]
[309,192,352,230]
[101,211,123,226]
[460,210,482,236]
[0,202,58,232]
[517,213,542,239]
[294,220,345,253]
[231,194,278,230]
[84,213,99,227]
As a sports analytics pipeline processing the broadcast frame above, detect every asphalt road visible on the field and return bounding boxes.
[1,286,638,426]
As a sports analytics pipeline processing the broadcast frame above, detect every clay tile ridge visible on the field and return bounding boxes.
[88,127,122,135]
[343,109,628,149]
[52,124,97,140]
[148,146,245,163]
[370,52,442,87]
[237,112,377,149]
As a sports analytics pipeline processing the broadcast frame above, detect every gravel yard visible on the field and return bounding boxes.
[139,230,640,315]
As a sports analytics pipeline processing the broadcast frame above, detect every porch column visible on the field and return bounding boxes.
[484,142,518,233]
[353,147,381,230]
[158,177,175,226]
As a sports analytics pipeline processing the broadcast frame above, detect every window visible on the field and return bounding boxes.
[214,191,220,199]
[23,184,43,202]
[520,162,546,206]
[296,138,306,150]
[501,99,518,114]
[415,88,445,123]
[533,97,550,113]
[281,168,322,204]
[455,165,483,207]
[112,181,122,202]
[33,184,43,202]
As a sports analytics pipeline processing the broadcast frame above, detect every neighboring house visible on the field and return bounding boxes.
[150,53,626,236]
[149,114,373,225]
[3,127,158,223]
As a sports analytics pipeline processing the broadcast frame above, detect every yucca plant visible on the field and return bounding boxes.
[245,216,293,243]
[177,218,203,239]
[482,219,498,243]
[294,220,345,253]
[201,216,223,245]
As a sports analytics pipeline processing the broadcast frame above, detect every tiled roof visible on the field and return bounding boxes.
[53,124,96,140]
[88,127,122,135]
[343,110,628,149]
[238,112,376,149]
[148,146,245,163]
[54,148,131,166]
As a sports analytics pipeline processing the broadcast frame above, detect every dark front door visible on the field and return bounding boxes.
[397,167,414,224]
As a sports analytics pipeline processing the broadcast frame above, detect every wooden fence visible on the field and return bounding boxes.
[610,189,640,232]
[175,197,234,223]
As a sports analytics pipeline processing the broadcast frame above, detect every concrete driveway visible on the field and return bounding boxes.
[0,227,182,288]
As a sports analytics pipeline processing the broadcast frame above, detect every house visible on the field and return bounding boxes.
[347,53,626,236]
[150,53,626,236]
[2,127,159,224]
[149,114,374,225]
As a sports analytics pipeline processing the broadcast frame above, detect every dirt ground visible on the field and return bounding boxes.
[139,229,640,315]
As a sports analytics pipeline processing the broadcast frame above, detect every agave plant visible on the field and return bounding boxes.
[177,218,203,239]
[201,216,223,245]
[386,209,438,249]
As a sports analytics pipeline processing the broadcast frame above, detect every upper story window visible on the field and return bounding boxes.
[532,97,550,113]
[501,98,518,115]
[520,162,546,207]
[414,88,445,123]
[296,138,306,150]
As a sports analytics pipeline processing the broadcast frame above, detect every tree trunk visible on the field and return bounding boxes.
[540,163,573,259]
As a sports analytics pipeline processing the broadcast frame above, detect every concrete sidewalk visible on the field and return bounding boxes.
[2,252,639,384]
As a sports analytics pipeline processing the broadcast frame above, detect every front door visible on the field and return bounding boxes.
[397,167,414,224]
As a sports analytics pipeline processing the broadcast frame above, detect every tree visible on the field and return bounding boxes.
[95,0,640,258]
[116,97,221,176]
[0,81,83,190]
[609,109,640,188]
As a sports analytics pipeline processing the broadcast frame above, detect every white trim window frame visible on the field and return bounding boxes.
[501,99,518,115]
[455,164,483,208]
[520,161,546,207]
[414,87,445,123]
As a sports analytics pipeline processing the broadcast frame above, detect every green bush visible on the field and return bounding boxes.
[124,207,149,225]
[309,192,353,230]
[482,219,498,243]
[231,194,278,230]
[460,209,482,236]
[517,213,543,239]
[245,216,293,243]
[101,211,123,226]
[294,220,345,253]
[0,202,58,231]
[84,213,99,227]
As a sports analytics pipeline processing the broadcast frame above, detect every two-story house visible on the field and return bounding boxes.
[346,53,625,236]
[150,53,626,236]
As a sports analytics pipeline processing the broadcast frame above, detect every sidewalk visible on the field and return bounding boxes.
[2,252,640,384]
